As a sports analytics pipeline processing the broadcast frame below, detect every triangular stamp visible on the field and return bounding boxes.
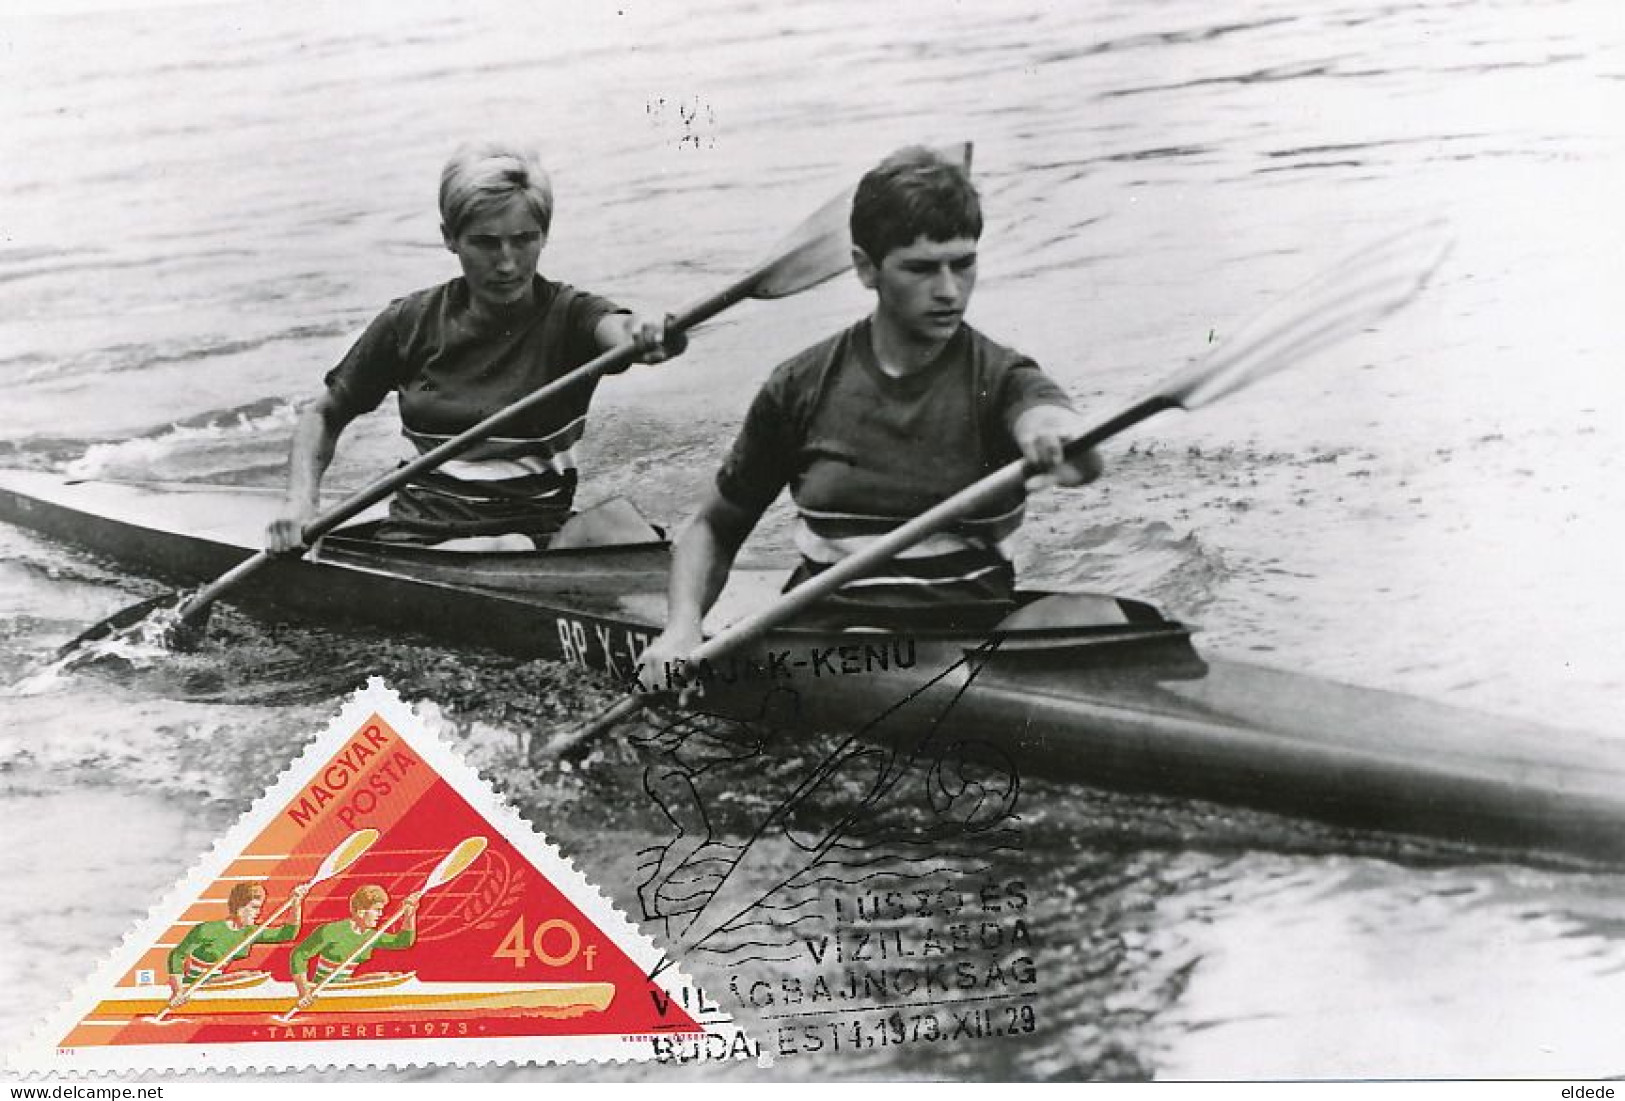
[8,679,755,1073]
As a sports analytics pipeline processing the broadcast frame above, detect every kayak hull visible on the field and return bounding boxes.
[91,980,616,1021]
[4,468,1624,865]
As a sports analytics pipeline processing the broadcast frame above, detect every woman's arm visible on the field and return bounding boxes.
[265,391,359,553]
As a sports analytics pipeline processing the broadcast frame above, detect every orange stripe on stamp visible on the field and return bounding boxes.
[11,680,755,1072]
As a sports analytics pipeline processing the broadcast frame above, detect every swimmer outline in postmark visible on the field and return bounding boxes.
[6,679,754,1075]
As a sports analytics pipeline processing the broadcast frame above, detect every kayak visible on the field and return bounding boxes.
[180,969,412,993]
[87,978,616,1020]
[3,467,1624,865]
[189,969,275,991]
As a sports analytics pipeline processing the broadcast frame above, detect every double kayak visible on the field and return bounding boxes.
[84,977,616,1021]
[3,467,1623,865]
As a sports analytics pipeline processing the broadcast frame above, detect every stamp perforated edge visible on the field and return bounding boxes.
[6,678,751,1076]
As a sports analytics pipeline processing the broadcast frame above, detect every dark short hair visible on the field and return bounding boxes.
[850,146,982,263]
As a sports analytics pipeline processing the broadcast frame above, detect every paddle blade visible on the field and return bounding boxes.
[749,141,974,299]
[1163,219,1454,412]
[425,836,487,889]
[749,186,856,300]
[56,595,175,657]
[55,591,212,659]
[313,829,380,882]
[532,696,643,764]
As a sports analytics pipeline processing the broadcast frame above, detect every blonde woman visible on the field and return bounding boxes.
[268,142,682,553]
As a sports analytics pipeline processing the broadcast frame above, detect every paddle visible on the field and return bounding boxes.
[158,828,379,1020]
[276,835,487,1024]
[539,218,1454,760]
[59,147,974,657]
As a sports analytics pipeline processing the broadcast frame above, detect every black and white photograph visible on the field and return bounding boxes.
[2,0,1622,1085]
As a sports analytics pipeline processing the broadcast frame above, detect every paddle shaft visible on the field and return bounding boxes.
[155,827,379,1018]
[175,268,777,626]
[688,394,1174,656]
[278,836,485,1022]
[154,895,300,1021]
[552,394,1178,751]
[277,902,413,1022]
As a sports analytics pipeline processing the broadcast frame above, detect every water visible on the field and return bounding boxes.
[2,0,1623,1080]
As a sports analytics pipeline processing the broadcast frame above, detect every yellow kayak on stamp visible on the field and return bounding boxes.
[92,978,616,1021]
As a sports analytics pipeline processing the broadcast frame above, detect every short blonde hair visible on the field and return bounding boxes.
[439,143,553,238]
[350,885,388,914]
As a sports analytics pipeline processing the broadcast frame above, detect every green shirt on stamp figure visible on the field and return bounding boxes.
[168,919,300,981]
[291,919,416,986]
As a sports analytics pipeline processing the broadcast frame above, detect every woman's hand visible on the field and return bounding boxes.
[627,313,688,364]
[265,501,316,554]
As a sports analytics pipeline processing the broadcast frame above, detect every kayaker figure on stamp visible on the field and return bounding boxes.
[288,884,419,1009]
[265,141,684,555]
[637,145,1103,686]
[165,880,310,1008]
